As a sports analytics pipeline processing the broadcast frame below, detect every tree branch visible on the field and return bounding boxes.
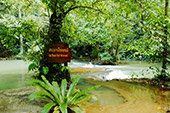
[64,5,104,16]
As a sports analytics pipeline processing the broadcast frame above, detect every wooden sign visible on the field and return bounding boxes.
[46,43,72,63]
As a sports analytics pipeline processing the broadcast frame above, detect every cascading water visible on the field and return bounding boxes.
[70,60,170,81]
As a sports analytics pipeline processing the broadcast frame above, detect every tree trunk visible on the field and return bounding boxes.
[39,7,71,84]
[115,39,122,62]
[96,42,100,60]
[110,36,114,56]
[20,34,23,54]
[160,0,169,83]
[18,6,23,55]
[48,11,62,43]
[161,0,168,76]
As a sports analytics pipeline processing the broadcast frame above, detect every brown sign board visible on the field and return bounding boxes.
[46,43,72,63]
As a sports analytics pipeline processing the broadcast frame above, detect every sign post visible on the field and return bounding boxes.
[46,43,72,64]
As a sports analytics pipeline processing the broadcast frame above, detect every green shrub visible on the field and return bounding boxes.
[99,52,112,61]
[29,76,100,113]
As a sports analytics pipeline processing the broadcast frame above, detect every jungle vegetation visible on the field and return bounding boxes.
[0,0,170,83]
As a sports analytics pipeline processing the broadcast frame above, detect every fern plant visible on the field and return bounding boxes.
[29,76,100,113]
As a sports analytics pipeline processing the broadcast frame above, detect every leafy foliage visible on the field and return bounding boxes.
[149,67,170,83]
[0,0,48,56]
[29,75,100,113]
[0,0,169,82]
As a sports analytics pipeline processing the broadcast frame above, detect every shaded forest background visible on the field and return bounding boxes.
[0,0,170,82]
[0,0,169,62]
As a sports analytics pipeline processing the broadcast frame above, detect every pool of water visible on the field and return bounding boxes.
[77,78,126,105]
[82,79,170,113]
[0,60,169,112]
[0,60,30,90]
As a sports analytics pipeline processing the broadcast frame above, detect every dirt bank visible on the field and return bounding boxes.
[71,68,103,74]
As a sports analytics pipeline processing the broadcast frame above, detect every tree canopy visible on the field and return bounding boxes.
[0,0,169,82]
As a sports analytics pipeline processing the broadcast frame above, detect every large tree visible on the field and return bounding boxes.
[37,0,103,83]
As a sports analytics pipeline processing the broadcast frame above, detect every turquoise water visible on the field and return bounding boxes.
[0,59,169,110]
[77,78,126,105]
[0,60,30,90]
[0,60,169,90]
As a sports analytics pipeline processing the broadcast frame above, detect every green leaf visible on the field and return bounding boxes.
[53,82,62,102]
[41,76,59,103]
[70,106,83,113]
[54,106,60,111]
[67,76,80,98]
[70,85,100,103]
[61,66,67,72]
[59,103,68,113]
[61,79,67,102]
[29,91,53,101]
[41,76,52,88]
[72,95,90,105]
[41,103,56,113]
[28,63,36,71]
[27,78,56,102]
[53,110,60,113]
[42,66,49,75]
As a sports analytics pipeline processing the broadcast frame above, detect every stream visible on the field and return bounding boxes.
[0,60,169,113]
[70,60,170,79]
[1,59,169,90]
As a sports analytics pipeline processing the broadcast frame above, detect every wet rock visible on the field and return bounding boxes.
[0,86,46,113]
